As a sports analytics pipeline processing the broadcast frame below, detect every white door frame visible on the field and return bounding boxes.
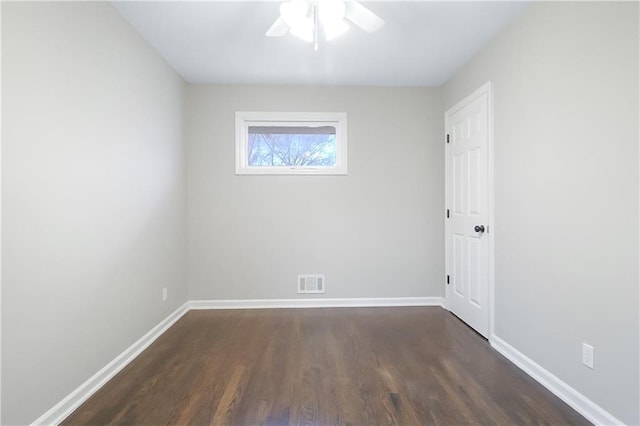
[444,81,495,339]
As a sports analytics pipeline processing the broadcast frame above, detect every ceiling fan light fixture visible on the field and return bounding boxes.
[268,0,384,46]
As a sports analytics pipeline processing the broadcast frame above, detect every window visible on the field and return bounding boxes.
[235,111,348,175]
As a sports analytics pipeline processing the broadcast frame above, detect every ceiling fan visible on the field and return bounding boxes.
[266,0,385,50]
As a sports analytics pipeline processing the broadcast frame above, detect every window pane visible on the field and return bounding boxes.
[248,126,336,167]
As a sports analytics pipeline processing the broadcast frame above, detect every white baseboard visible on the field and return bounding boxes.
[188,296,444,310]
[490,334,623,426]
[42,298,623,426]
[31,297,441,424]
[31,302,190,426]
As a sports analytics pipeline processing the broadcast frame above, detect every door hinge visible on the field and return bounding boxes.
[446,209,450,218]
[446,134,450,144]
[446,275,450,285]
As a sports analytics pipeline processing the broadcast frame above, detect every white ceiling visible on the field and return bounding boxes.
[113,1,530,87]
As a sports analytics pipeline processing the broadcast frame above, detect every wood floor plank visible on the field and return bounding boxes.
[62,307,590,426]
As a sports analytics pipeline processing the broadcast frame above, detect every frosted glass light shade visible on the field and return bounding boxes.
[290,18,314,42]
[280,0,310,29]
[323,19,349,40]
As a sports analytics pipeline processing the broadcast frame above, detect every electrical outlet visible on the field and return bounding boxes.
[582,343,594,369]
[162,287,168,302]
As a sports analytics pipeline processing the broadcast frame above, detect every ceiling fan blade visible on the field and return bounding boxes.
[344,1,384,33]
[266,17,290,37]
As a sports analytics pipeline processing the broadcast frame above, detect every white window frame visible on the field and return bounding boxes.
[235,111,348,175]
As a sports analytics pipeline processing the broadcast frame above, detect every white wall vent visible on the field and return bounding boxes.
[298,274,325,294]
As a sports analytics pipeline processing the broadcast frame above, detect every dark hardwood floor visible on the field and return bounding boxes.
[63,307,589,425]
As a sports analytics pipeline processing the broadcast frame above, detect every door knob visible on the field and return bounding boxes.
[474,225,485,233]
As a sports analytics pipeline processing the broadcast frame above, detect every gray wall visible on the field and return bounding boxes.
[1,2,187,424]
[187,85,444,300]
[444,2,639,423]
[3,1,637,424]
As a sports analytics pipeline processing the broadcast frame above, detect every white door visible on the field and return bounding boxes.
[445,83,492,338]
